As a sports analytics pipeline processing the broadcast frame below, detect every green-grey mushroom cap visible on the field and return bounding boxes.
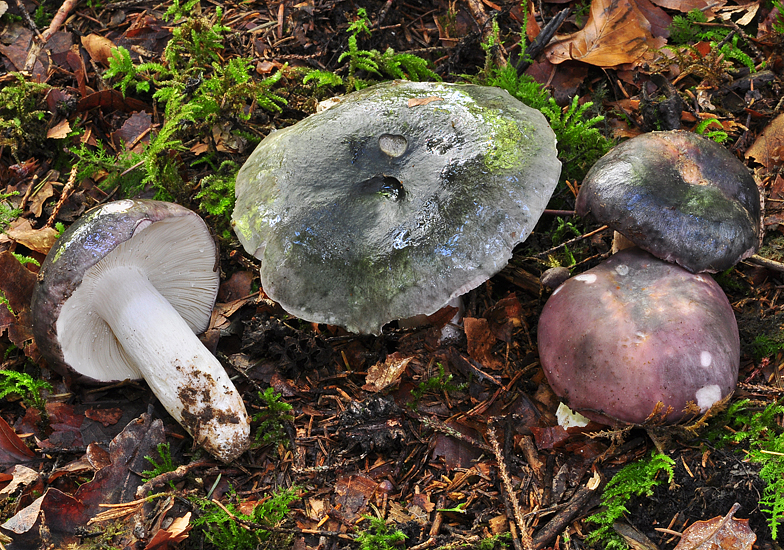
[233,80,562,334]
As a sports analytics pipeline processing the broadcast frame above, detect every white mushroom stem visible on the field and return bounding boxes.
[87,265,250,462]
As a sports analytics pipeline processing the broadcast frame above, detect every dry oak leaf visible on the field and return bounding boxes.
[545,0,666,67]
[746,112,784,169]
[673,503,756,550]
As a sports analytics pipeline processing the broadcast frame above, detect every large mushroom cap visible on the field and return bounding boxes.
[576,130,760,273]
[32,199,219,381]
[233,80,562,334]
[537,247,740,425]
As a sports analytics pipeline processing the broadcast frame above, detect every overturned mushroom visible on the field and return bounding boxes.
[233,80,562,334]
[576,130,760,273]
[537,247,739,426]
[31,199,250,462]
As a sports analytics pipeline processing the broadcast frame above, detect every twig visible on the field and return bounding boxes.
[488,420,533,550]
[42,0,79,41]
[134,460,213,498]
[46,164,78,228]
[411,412,493,453]
[531,472,603,549]
[516,8,570,75]
[745,254,784,273]
[13,0,44,42]
[534,224,609,259]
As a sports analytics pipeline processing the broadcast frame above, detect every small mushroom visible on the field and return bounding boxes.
[31,199,250,462]
[233,80,562,334]
[576,130,760,273]
[537,247,739,425]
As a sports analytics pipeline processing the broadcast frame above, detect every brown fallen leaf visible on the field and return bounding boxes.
[647,0,723,11]
[84,407,124,427]
[364,352,413,392]
[0,465,39,498]
[4,217,59,254]
[47,118,72,139]
[545,0,666,67]
[746,112,784,169]
[673,503,756,550]
[408,96,444,107]
[333,474,378,522]
[144,512,192,550]
[464,317,502,369]
[81,33,117,66]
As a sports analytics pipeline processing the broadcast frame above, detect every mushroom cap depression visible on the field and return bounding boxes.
[576,130,760,273]
[537,247,740,425]
[31,199,220,382]
[233,80,562,334]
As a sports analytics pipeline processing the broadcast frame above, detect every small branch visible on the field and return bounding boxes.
[488,420,533,550]
[534,225,609,259]
[516,8,570,75]
[46,164,78,228]
[745,254,784,273]
[531,473,603,549]
[135,460,213,498]
[42,0,79,42]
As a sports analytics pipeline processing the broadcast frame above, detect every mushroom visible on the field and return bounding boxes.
[31,199,250,462]
[233,80,562,334]
[576,130,760,273]
[537,247,739,426]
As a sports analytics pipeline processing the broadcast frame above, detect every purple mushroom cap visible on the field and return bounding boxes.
[576,130,760,273]
[537,247,739,425]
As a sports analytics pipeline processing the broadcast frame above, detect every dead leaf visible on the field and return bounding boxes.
[81,34,116,66]
[77,89,152,114]
[746,112,784,169]
[0,465,39,497]
[464,317,502,369]
[28,180,55,217]
[113,111,152,152]
[84,407,124,427]
[647,0,723,11]
[75,413,166,515]
[47,118,71,139]
[333,475,378,522]
[673,503,756,550]
[1,487,89,536]
[144,512,192,550]
[545,0,666,67]
[408,96,444,107]
[364,352,413,392]
[4,218,59,254]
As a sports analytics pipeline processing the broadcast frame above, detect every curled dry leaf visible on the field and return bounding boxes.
[673,503,756,550]
[81,34,117,67]
[364,352,413,392]
[746,112,784,170]
[545,0,666,67]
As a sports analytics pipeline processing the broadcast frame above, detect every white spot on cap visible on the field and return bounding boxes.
[615,264,629,276]
[695,275,706,283]
[700,351,712,367]
[575,273,597,284]
[695,385,722,412]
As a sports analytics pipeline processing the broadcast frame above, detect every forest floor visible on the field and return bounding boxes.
[0,0,783,548]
